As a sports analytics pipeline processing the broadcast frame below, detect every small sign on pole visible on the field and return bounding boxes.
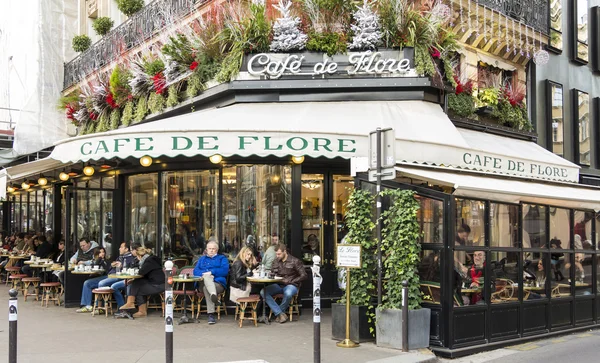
[336,245,362,349]
[369,128,395,169]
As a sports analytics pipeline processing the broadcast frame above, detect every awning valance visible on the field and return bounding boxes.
[396,166,600,211]
[3,157,69,180]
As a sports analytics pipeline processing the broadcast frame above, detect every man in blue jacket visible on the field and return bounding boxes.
[193,241,229,325]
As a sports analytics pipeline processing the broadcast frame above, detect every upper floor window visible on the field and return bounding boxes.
[546,81,564,158]
[573,89,590,166]
[549,0,563,51]
[572,0,589,63]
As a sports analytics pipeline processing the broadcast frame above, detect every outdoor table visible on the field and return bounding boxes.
[172,276,202,325]
[107,274,143,319]
[247,276,283,325]
[9,255,27,260]
[461,287,482,293]
[71,269,105,275]
[50,265,74,271]
[30,263,54,280]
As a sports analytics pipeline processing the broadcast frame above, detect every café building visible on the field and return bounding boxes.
[2,49,600,356]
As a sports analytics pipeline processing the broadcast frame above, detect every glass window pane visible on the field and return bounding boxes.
[491,251,520,304]
[125,174,158,252]
[419,250,443,304]
[102,176,115,189]
[455,250,486,306]
[301,174,324,263]
[550,83,564,157]
[44,188,53,239]
[490,204,518,248]
[574,211,593,249]
[524,253,548,299]
[162,170,219,263]
[575,253,592,295]
[550,29,563,51]
[551,252,572,298]
[597,256,600,294]
[417,196,443,244]
[577,0,588,45]
[523,204,547,248]
[455,199,484,247]
[550,207,570,249]
[550,0,562,32]
[576,91,590,165]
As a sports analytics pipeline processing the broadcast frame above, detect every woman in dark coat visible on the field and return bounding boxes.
[119,246,165,318]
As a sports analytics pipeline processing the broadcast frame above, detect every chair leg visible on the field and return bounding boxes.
[252,302,258,327]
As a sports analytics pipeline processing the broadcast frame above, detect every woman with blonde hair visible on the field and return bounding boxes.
[119,246,165,318]
[229,246,258,303]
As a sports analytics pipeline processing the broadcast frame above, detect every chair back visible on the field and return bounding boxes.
[172,258,189,269]
[179,266,194,276]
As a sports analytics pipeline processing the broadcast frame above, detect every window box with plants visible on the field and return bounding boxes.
[332,189,377,343]
[375,189,430,350]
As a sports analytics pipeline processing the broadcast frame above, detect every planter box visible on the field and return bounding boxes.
[475,105,494,116]
[376,307,431,350]
[332,303,375,343]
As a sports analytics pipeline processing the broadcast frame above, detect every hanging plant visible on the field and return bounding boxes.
[115,0,144,17]
[72,35,92,52]
[166,84,180,108]
[110,108,121,130]
[148,92,165,114]
[379,189,423,310]
[121,100,135,126]
[92,17,114,36]
[109,65,132,106]
[134,94,149,121]
[448,77,475,118]
[96,113,110,132]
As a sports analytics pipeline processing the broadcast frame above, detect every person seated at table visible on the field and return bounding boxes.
[119,246,164,318]
[261,243,307,324]
[21,235,53,277]
[550,238,565,281]
[77,243,135,313]
[262,234,279,270]
[193,241,229,325]
[229,246,259,303]
[47,240,66,283]
[58,238,99,285]
[462,251,485,305]
[13,233,26,252]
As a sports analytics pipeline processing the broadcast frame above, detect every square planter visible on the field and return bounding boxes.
[376,307,431,350]
[332,303,375,343]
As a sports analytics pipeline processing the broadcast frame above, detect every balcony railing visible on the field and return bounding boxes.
[479,0,549,34]
[63,0,199,90]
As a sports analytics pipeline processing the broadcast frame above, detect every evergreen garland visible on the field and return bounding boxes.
[110,108,121,130]
[134,95,148,121]
[166,85,180,108]
[121,100,135,126]
[148,92,166,114]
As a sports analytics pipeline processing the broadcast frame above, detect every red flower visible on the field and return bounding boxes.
[106,93,119,109]
[190,61,199,71]
[89,112,98,121]
[454,76,474,96]
[455,84,463,95]
[65,104,75,120]
[152,72,166,95]
[430,47,441,59]
[127,94,133,101]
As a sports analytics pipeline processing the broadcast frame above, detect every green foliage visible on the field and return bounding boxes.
[162,34,195,65]
[448,93,476,118]
[380,189,422,310]
[148,92,165,114]
[301,0,356,33]
[216,48,244,83]
[306,31,347,56]
[338,189,376,307]
[492,100,533,131]
[246,2,271,53]
[414,46,435,77]
[186,72,203,98]
[134,95,148,121]
[109,108,121,130]
[166,85,180,108]
[477,87,500,108]
[442,57,457,88]
[92,17,114,36]
[109,65,132,106]
[72,35,91,52]
[57,93,80,110]
[115,0,144,17]
[121,100,135,126]
[96,113,110,133]
[378,0,408,48]
[144,58,165,76]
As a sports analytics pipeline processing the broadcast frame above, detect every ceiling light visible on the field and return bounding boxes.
[7,186,15,193]
[291,156,305,164]
[100,164,111,169]
[83,165,95,176]
[209,154,223,164]
[140,155,153,167]
[67,169,81,177]
[38,176,48,186]
[21,181,31,190]
[59,172,69,181]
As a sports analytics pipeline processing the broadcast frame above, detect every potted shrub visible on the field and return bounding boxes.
[476,86,499,116]
[332,189,377,343]
[492,85,533,131]
[376,189,430,350]
[447,77,475,118]
[72,35,92,53]
[115,0,144,17]
[92,16,114,36]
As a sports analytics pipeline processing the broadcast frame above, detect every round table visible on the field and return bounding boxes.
[71,269,105,275]
[50,265,74,271]
[107,274,142,280]
[247,276,283,325]
[30,264,54,280]
[172,276,202,325]
[9,255,27,260]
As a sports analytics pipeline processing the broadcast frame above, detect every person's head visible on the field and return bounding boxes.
[130,242,142,257]
[79,238,91,252]
[119,241,130,255]
[94,247,106,260]
[18,232,25,240]
[206,241,219,257]
[537,259,544,271]
[246,235,255,247]
[58,239,65,251]
[33,236,41,246]
[38,235,46,244]
[135,246,152,259]
[236,246,255,267]
[271,233,279,245]
[473,251,485,268]
[458,224,471,240]
[275,243,288,261]
[307,234,319,250]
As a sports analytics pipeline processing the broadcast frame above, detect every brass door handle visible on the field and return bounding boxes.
[333,218,338,266]
[320,219,325,262]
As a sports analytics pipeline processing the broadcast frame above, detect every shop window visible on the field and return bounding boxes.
[489,203,519,248]
[125,174,158,252]
[550,252,573,298]
[523,253,549,299]
[523,204,547,248]
[546,81,564,157]
[101,176,115,189]
[550,207,570,249]
[571,0,589,63]
[549,0,563,51]
[44,188,53,238]
[454,250,486,306]
[416,196,444,244]
[490,251,520,304]
[455,199,485,247]
[161,170,218,262]
[419,249,444,304]
[573,90,591,166]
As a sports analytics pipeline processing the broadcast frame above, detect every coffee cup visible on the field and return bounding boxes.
[93,265,99,270]
[179,274,184,279]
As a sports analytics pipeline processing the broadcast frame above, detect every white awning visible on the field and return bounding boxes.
[49,100,468,164]
[396,166,600,211]
[3,157,69,181]
[477,52,516,71]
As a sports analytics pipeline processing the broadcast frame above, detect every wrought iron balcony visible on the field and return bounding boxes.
[479,0,548,34]
[63,0,199,90]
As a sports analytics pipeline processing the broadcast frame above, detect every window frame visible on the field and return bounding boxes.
[571,0,589,64]
[548,0,564,53]
[546,81,564,157]
[572,89,591,166]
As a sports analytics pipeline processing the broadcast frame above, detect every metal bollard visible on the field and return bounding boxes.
[9,289,18,363]
[312,256,322,363]
[164,260,174,363]
[402,280,409,352]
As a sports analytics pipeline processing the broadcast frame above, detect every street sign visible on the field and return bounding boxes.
[369,128,395,169]
[368,168,395,182]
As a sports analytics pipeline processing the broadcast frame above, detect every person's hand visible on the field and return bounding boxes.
[77,261,85,266]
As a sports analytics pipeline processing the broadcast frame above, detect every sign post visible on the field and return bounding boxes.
[312,256,322,363]
[164,260,174,363]
[336,245,362,349]
[369,128,395,306]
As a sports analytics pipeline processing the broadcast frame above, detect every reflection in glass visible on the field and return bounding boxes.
[524,253,548,299]
[550,0,562,49]
[550,207,570,249]
[574,211,593,249]
[491,251,519,304]
[333,175,353,265]
[550,83,564,157]
[576,0,588,62]
[490,204,518,248]
[455,199,485,247]
[419,250,443,304]
[455,250,486,306]
[523,204,546,248]
[44,188,53,237]
[417,196,443,244]
[301,174,323,263]
[574,253,592,295]
[126,174,158,252]
[576,91,590,165]
[551,253,572,298]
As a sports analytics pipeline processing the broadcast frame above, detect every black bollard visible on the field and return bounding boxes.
[402,280,409,352]
[312,256,322,363]
[9,289,18,363]
[164,260,174,363]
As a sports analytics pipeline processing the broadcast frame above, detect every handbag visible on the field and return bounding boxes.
[229,283,251,303]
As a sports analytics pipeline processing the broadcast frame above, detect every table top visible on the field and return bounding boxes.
[30,263,54,268]
[72,269,105,275]
[461,287,482,293]
[9,255,27,259]
[50,265,74,271]
[107,274,143,279]
[523,286,546,291]
[173,276,203,283]
[247,276,284,283]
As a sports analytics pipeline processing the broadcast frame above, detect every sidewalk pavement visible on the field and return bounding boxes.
[0,289,437,363]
